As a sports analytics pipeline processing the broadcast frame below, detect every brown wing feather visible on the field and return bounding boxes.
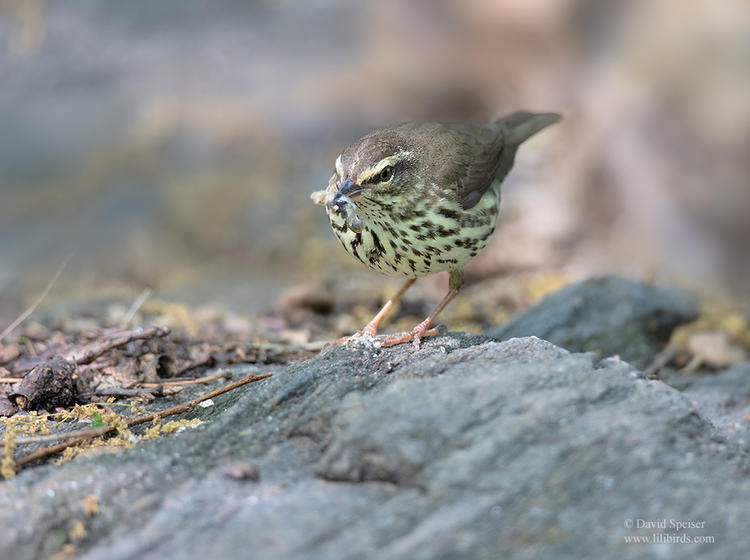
[436,112,561,209]
[428,123,505,211]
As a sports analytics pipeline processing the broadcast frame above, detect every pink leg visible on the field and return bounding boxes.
[378,268,465,349]
[330,278,415,345]
[377,286,459,348]
[360,278,415,336]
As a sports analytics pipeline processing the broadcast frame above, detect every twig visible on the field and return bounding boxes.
[10,327,170,375]
[0,255,71,342]
[13,372,272,466]
[83,387,156,399]
[123,372,272,429]
[173,354,215,376]
[76,372,233,400]
[9,426,113,447]
[0,378,21,384]
[63,326,170,366]
[119,288,152,328]
[76,358,117,374]
[139,371,232,388]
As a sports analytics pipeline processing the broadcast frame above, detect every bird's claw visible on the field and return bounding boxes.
[377,326,440,348]
[325,326,440,349]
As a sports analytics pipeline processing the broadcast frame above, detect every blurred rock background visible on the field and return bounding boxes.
[1,0,748,319]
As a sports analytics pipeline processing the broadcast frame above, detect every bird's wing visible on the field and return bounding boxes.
[432,123,505,211]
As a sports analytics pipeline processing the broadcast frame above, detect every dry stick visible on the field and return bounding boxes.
[14,372,272,466]
[0,378,21,384]
[80,372,233,399]
[139,371,232,388]
[10,425,113,447]
[85,387,157,399]
[0,255,71,343]
[75,358,117,374]
[10,326,170,376]
[64,326,170,366]
[173,354,215,376]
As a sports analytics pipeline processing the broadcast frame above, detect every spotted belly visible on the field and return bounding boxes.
[326,184,500,278]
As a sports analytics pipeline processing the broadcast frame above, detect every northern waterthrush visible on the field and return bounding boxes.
[312,111,561,347]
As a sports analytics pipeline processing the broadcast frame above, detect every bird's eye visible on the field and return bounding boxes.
[378,166,394,182]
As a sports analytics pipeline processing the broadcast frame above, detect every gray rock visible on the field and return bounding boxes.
[486,276,698,368]
[666,362,750,445]
[1,335,747,560]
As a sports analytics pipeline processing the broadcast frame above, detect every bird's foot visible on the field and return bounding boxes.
[377,324,440,349]
[325,325,440,349]
[325,323,379,348]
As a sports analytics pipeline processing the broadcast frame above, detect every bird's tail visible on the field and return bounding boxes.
[496,111,561,146]
[488,111,560,186]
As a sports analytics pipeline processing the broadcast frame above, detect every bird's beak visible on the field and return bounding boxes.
[337,178,364,198]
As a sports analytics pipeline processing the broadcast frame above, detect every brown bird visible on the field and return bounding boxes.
[312,111,560,347]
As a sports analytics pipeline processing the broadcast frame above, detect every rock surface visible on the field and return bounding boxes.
[486,276,699,369]
[1,335,748,560]
[666,362,750,447]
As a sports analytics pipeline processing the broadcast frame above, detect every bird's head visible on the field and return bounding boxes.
[326,126,422,211]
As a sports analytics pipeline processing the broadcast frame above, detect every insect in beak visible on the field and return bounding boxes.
[332,190,363,233]
[338,178,364,198]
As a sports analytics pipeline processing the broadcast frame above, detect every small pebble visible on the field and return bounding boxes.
[223,461,260,481]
